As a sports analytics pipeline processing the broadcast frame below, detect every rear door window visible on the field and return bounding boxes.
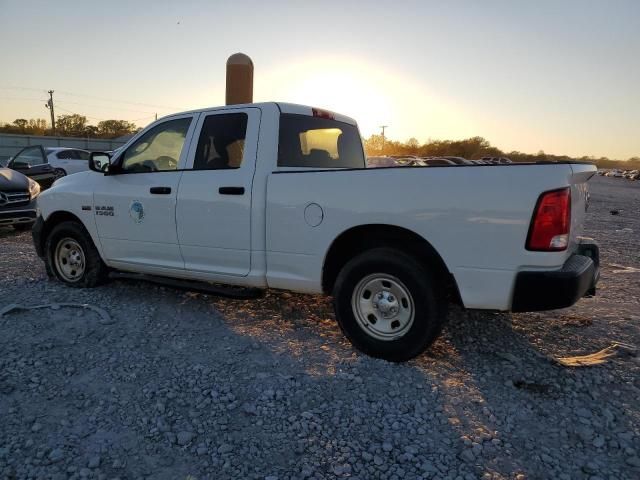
[193,113,248,170]
[278,114,365,169]
[76,150,90,160]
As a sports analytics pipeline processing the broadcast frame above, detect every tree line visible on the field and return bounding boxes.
[0,115,140,139]
[363,134,640,170]
[1,117,637,169]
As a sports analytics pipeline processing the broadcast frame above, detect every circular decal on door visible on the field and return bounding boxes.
[129,200,145,224]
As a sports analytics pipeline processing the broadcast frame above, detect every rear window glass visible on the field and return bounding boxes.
[278,114,364,168]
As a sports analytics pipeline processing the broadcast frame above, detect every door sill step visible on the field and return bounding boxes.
[108,271,264,299]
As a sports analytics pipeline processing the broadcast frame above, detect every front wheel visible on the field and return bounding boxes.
[333,247,447,362]
[45,221,108,287]
[53,168,66,179]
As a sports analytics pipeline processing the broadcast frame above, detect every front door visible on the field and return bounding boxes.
[176,108,260,276]
[8,146,56,187]
[93,114,198,271]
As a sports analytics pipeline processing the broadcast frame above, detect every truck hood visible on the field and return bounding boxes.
[50,170,95,190]
[38,170,97,204]
[0,167,30,192]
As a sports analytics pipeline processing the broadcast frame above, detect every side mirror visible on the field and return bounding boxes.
[89,152,111,173]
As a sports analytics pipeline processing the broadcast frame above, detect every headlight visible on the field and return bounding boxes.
[28,178,40,199]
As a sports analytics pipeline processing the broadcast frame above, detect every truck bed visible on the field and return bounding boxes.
[265,162,595,310]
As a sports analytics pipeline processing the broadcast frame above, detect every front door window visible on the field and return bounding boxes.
[10,146,46,168]
[120,118,191,173]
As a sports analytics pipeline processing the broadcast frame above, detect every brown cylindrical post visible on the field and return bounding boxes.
[226,53,253,105]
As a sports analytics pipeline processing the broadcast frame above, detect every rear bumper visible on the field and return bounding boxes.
[511,240,600,312]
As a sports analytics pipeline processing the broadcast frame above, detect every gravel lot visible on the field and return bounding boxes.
[0,175,638,480]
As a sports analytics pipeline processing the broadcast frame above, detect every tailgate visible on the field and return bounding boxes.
[568,163,597,250]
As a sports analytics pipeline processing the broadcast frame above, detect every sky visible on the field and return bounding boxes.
[0,0,638,159]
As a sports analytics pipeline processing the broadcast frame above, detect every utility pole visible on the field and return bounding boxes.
[45,90,56,134]
[155,113,157,121]
[380,125,388,153]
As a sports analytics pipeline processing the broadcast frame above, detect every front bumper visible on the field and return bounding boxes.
[32,214,46,258]
[511,240,600,312]
[0,198,37,227]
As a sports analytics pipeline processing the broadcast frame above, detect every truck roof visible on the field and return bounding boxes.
[162,102,358,126]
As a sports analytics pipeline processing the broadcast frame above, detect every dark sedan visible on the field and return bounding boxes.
[0,167,40,230]
[5,146,57,189]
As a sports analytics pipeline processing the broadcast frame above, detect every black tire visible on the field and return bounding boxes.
[45,221,108,287]
[13,222,34,231]
[333,247,447,362]
[53,168,66,179]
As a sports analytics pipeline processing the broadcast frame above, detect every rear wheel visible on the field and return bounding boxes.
[333,247,447,362]
[45,221,107,287]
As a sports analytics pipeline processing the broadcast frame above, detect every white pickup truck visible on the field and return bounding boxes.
[32,102,599,361]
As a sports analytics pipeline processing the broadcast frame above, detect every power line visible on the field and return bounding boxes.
[0,86,186,111]
[0,87,47,93]
[56,99,157,115]
[54,89,185,111]
[0,96,46,102]
[51,105,155,125]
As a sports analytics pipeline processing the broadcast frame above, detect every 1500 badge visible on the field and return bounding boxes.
[95,206,114,216]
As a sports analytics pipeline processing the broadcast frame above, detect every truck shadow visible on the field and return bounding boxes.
[202,290,639,479]
[3,276,637,480]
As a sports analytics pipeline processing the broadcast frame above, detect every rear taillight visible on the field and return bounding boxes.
[526,188,571,251]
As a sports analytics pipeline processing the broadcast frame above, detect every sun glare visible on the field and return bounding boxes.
[256,57,477,141]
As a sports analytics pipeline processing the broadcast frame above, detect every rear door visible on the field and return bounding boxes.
[176,107,260,276]
[8,146,56,186]
[93,114,198,270]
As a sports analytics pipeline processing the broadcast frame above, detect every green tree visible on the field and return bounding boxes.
[56,114,88,137]
[12,119,29,132]
[27,118,48,135]
[97,119,138,138]
[83,125,99,138]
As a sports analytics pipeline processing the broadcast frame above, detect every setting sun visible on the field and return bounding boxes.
[256,57,477,142]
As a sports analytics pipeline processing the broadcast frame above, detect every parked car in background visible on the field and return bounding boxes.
[440,156,474,165]
[44,148,92,177]
[5,146,57,189]
[481,156,513,164]
[367,156,398,168]
[0,164,40,230]
[422,158,456,166]
[6,146,92,187]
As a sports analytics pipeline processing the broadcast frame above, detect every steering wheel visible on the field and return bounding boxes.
[141,160,158,172]
[156,156,178,170]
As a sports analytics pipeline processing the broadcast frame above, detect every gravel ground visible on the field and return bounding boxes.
[0,175,638,480]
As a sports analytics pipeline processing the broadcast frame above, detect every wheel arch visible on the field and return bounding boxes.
[321,224,461,304]
[37,211,93,257]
